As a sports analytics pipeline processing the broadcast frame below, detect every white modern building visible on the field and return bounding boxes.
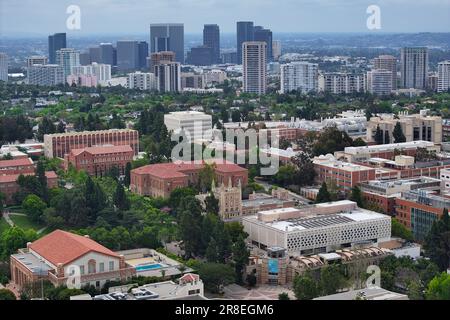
[438,60,450,93]
[164,111,213,141]
[318,73,365,94]
[0,52,8,82]
[367,69,393,96]
[127,72,157,90]
[280,62,318,94]
[242,41,267,95]
[203,69,227,86]
[27,64,64,86]
[440,168,450,191]
[56,48,80,80]
[242,200,391,255]
[71,62,112,84]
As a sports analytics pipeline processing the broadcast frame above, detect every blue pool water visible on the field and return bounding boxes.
[135,263,163,272]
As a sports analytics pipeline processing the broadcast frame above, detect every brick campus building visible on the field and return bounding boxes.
[44,129,139,159]
[64,145,134,177]
[130,162,248,198]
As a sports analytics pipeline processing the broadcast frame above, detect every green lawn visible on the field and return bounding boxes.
[9,215,46,232]
[0,216,11,234]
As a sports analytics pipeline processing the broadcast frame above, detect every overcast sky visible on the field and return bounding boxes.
[1,0,450,36]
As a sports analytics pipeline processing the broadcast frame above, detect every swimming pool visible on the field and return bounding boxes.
[135,263,164,272]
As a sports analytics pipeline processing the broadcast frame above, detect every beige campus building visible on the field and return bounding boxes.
[367,110,442,144]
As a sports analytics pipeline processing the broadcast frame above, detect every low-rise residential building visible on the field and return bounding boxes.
[130,161,248,199]
[63,145,134,177]
[243,200,391,255]
[10,230,136,291]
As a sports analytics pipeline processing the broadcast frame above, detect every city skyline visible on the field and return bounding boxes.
[2,0,450,36]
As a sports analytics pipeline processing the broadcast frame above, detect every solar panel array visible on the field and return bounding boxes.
[287,214,354,229]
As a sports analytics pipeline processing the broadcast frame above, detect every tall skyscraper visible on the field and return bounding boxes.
[138,41,149,69]
[280,62,318,94]
[89,47,101,63]
[116,40,139,72]
[0,53,8,82]
[272,40,281,61]
[150,24,184,64]
[242,42,266,95]
[438,60,450,93]
[254,26,273,61]
[154,61,181,93]
[48,33,66,64]
[237,21,254,64]
[203,24,220,64]
[400,47,428,89]
[373,55,397,89]
[187,46,214,66]
[367,69,393,96]
[56,48,80,81]
[100,43,114,66]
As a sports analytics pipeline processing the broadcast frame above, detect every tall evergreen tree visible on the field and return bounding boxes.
[316,182,331,203]
[384,131,390,144]
[349,186,365,208]
[374,125,384,145]
[393,121,406,143]
[424,208,450,271]
[113,184,130,211]
[124,162,132,187]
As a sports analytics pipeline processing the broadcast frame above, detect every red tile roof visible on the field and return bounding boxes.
[0,157,33,168]
[132,161,247,179]
[0,171,57,183]
[70,145,133,156]
[29,230,119,266]
[179,273,200,283]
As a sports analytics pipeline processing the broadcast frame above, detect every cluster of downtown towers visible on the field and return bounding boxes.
[48,22,274,72]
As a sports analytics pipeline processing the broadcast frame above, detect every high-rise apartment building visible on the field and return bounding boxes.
[280,62,318,94]
[116,40,139,72]
[373,55,397,89]
[127,72,157,90]
[100,43,114,66]
[318,73,366,94]
[236,21,254,64]
[48,33,66,64]
[154,61,181,92]
[71,63,112,84]
[438,60,450,93]
[150,24,184,64]
[254,26,273,61]
[27,64,64,86]
[56,48,80,80]
[0,53,8,82]
[203,24,220,64]
[27,56,48,67]
[367,69,394,96]
[148,51,175,70]
[242,42,267,95]
[400,47,428,89]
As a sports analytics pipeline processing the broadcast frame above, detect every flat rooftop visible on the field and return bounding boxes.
[344,140,435,154]
[165,111,211,120]
[12,252,52,275]
[314,286,408,300]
